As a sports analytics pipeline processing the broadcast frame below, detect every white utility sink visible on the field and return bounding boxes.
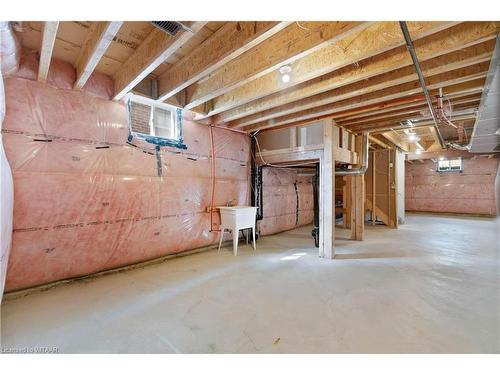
[217,206,257,256]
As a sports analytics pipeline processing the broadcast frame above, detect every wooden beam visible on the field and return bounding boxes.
[343,177,351,229]
[350,175,365,240]
[38,21,59,83]
[184,21,370,110]
[245,80,483,135]
[407,149,473,160]
[381,132,410,152]
[243,65,488,133]
[230,47,492,128]
[74,21,123,90]
[351,112,478,134]
[113,21,207,101]
[327,85,482,124]
[210,21,469,122]
[369,135,391,149]
[342,101,480,131]
[257,148,323,165]
[157,22,290,102]
[427,126,442,148]
[350,135,366,240]
[338,94,481,126]
[321,118,336,259]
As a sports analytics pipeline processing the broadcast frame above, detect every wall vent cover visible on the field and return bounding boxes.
[151,21,183,36]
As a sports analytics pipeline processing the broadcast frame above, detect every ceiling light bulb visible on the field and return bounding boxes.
[407,133,419,142]
[439,156,445,161]
[415,149,422,155]
[281,73,291,83]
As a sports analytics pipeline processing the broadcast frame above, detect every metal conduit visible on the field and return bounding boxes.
[399,21,446,149]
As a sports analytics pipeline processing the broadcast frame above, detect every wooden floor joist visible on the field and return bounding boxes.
[183,21,370,111]
[156,22,290,103]
[113,21,207,101]
[337,94,482,125]
[208,21,469,122]
[74,21,123,90]
[37,21,59,83]
[229,46,493,129]
[243,65,489,133]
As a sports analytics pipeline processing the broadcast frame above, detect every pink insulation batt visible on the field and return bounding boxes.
[259,167,313,236]
[405,158,499,216]
[2,56,250,291]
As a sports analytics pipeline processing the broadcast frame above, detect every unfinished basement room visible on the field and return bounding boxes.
[0,3,499,366]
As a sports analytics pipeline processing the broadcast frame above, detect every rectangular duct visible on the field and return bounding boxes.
[150,21,183,36]
[470,34,500,154]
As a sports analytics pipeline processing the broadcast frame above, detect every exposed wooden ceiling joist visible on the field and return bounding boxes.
[113,21,207,101]
[156,21,291,103]
[38,21,59,83]
[407,149,476,160]
[74,21,123,90]
[352,112,478,133]
[381,131,410,152]
[242,63,489,132]
[207,21,466,121]
[183,21,371,110]
[336,93,482,124]
[341,97,481,129]
[247,79,486,134]
[221,23,496,125]
[228,42,493,129]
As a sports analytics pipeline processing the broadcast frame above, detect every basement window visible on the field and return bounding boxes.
[127,95,186,149]
[437,157,463,173]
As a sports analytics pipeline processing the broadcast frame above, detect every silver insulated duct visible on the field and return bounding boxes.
[335,133,369,176]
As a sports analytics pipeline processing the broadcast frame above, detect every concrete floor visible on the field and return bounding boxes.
[1,213,499,353]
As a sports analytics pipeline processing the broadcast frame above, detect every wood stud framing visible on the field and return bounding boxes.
[38,21,59,83]
[183,22,370,111]
[157,22,291,102]
[113,21,207,101]
[74,22,123,90]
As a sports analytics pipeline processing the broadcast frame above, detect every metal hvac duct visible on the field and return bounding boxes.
[335,133,369,176]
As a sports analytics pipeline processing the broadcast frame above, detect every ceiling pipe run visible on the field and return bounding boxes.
[436,88,458,129]
[436,88,472,151]
[335,133,369,176]
[399,21,446,149]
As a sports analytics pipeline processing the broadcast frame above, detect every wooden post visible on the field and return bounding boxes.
[321,118,336,259]
[350,175,365,240]
[371,151,376,225]
[343,176,351,229]
[38,22,59,83]
[350,134,365,241]
[289,127,297,148]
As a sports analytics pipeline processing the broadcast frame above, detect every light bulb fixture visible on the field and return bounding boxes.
[279,65,292,83]
[415,149,422,155]
[439,156,445,161]
[407,132,419,142]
